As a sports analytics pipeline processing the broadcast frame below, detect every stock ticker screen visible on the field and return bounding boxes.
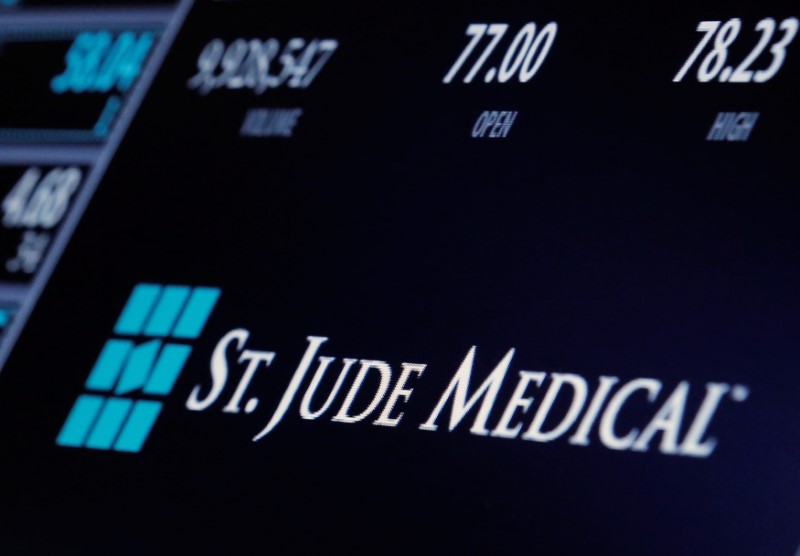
[1,0,799,554]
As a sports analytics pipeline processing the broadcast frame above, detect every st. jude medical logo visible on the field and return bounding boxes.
[57,283,220,453]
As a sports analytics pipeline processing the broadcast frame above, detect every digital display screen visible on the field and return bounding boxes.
[1,1,799,554]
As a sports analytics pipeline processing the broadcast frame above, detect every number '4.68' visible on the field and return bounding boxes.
[2,167,82,230]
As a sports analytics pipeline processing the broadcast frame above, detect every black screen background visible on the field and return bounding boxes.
[2,1,799,554]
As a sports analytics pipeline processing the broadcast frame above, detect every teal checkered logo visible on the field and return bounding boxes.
[56,284,220,453]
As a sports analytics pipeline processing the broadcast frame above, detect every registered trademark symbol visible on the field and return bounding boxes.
[731,385,750,402]
[245,398,259,413]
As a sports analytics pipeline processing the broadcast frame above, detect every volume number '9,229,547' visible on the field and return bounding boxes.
[187,37,338,95]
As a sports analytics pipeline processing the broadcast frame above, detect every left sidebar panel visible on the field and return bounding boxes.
[0,0,191,360]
